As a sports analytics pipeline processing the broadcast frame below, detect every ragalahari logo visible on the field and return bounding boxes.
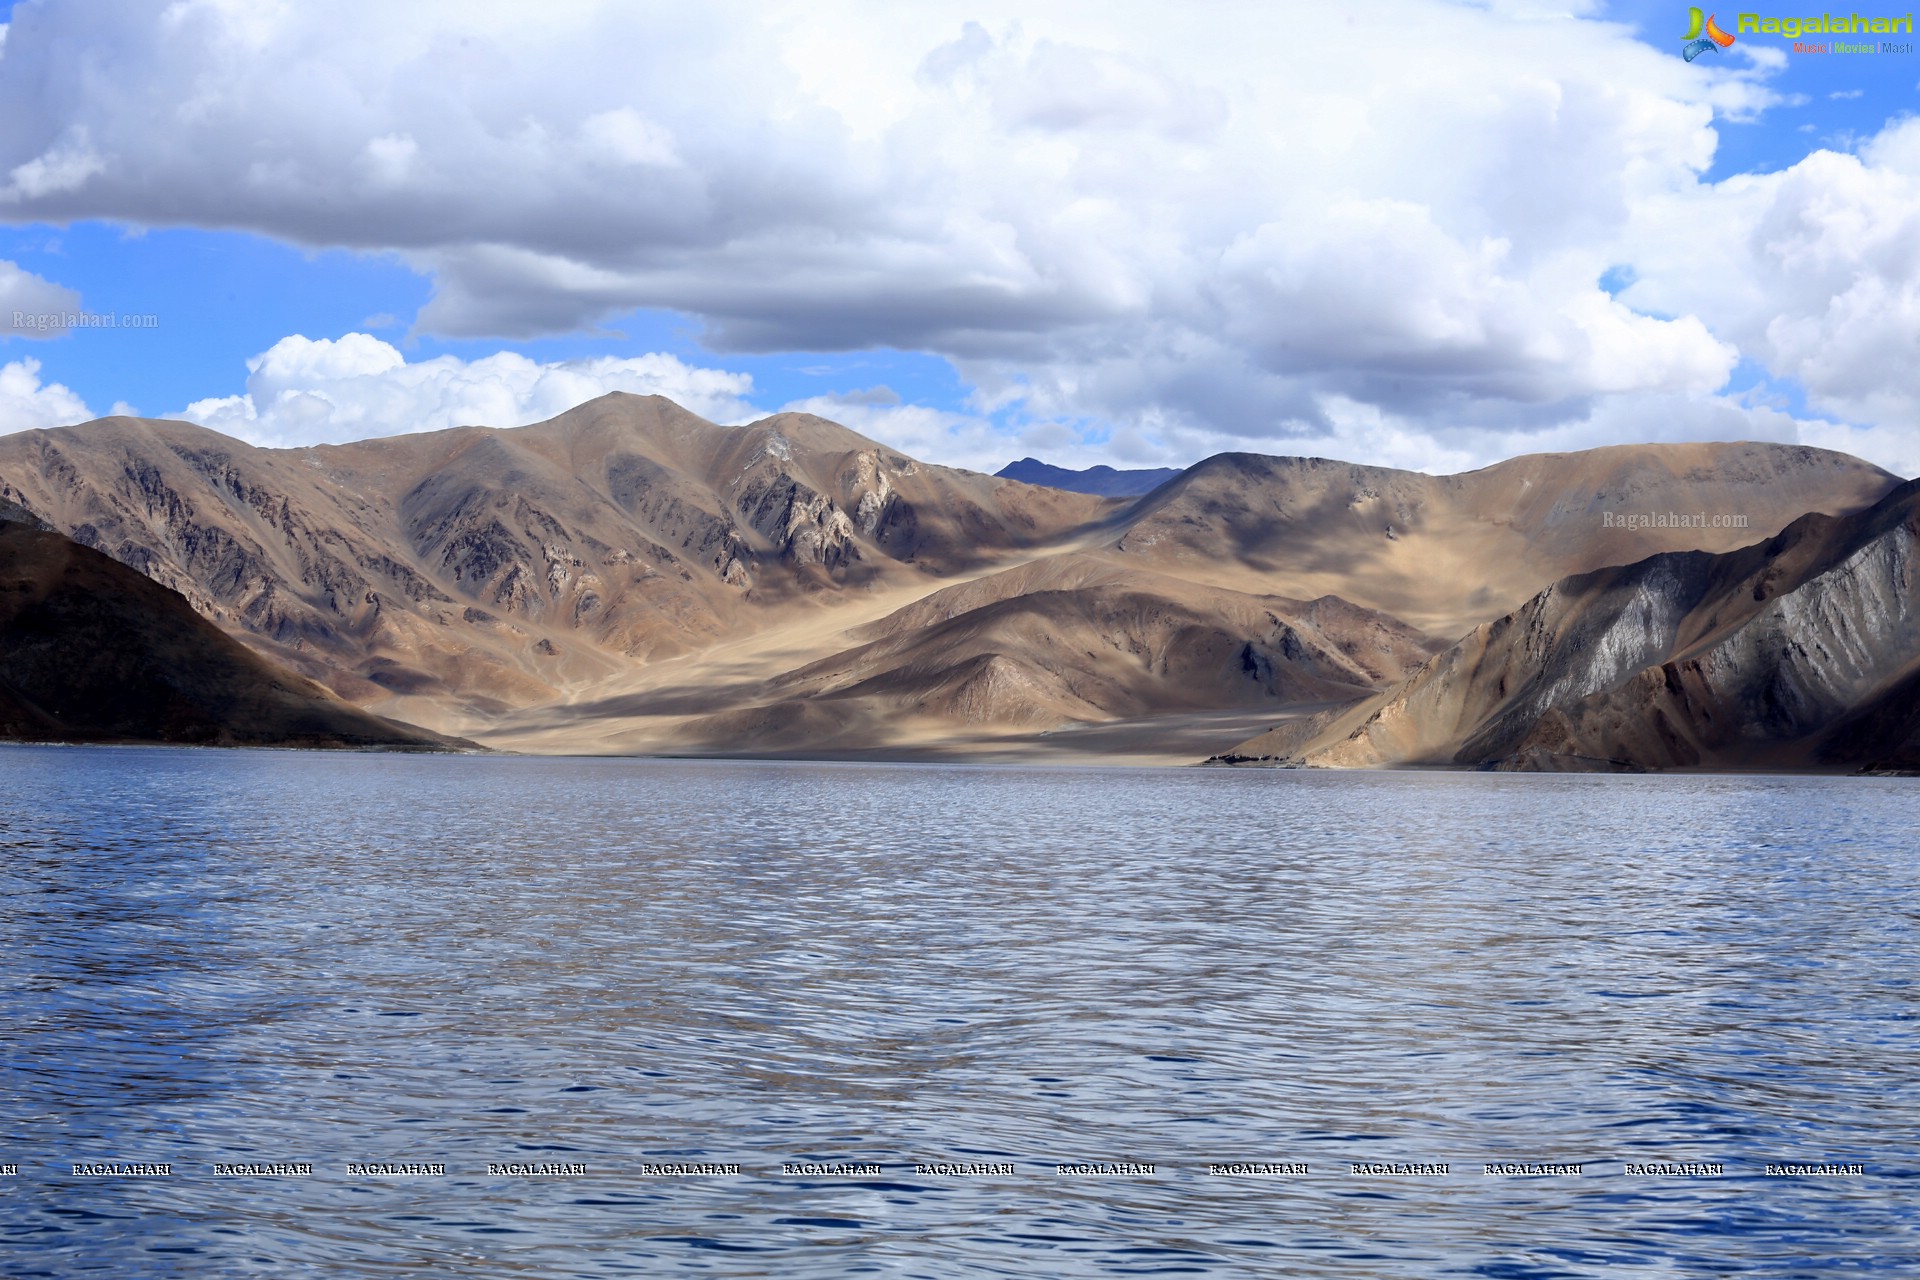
[1683,8,1738,58]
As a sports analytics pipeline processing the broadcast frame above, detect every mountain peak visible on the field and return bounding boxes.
[2,399,1909,767]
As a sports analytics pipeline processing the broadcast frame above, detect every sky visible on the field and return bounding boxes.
[1,0,1919,477]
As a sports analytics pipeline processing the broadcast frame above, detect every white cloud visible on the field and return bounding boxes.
[776,392,1016,473]
[1,126,105,202]
[1794,418,1920,480]
[579,108,679,167]
[0,4,1779,432]
[0,259,84,339]
[1023,387,1915,482]
[178,332,759,447]
[5,0,1917,475]
[1621,116,1920,436]
[360,133,418,187]
[0,357,91,431]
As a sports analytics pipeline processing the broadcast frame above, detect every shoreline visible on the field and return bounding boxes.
[4,733,1911,777]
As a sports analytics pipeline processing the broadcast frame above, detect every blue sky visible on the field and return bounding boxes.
[0,221,971,423]
[2,0,1918,475]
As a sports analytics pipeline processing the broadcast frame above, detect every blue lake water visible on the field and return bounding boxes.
[1,745,1916,1277]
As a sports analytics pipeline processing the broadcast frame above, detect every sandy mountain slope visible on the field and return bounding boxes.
[0,394,1104,730]
[0,395,1905,759]
[0,508,463,749]
[1095,444,1902,638]
[622,556,1444,754]
[1223,479,1920,773]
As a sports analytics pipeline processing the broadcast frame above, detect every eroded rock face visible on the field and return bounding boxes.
[1500,502,1917,771]
[1233,480,1920,773]
[0,397,1107,723]
[604,451,740,576]
[734,472,860,570]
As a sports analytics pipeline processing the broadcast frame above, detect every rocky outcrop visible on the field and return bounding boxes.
[1225,480,1920,773]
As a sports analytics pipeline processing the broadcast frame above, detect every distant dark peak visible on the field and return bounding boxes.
[995,458,1184,497]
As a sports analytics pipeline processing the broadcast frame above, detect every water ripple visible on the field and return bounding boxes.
[1,748,1916,1276]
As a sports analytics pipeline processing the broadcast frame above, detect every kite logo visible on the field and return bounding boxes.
[1684,8,1738,58]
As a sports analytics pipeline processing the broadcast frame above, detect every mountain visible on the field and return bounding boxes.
[0,396,1904,761]
[0,395,1103,731]
[0,508,464,749]
[618,555,1442,757]
[1095,445,1904,639]
[995,457,1183,497]
[1221,479,1920,774]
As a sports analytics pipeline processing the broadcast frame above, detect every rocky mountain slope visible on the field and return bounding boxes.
[0,395,1103,729]
[1223,480,1920,773]
[1097,444,1902,637]
[0,395,1904,760]
[0,506,463,749]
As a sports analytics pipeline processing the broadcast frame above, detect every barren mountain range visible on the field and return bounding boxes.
[0,392,1909,767]
[1222,478,1920,774]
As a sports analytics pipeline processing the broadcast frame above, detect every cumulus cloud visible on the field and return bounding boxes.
[180,333,758,447]
[0,357,90,430]
[0,259,84,338]
[0,1,1787,446]
[4,0,1916,472]
[1,126,105,201]
[775,394,995,470]
[1621,115,1920,447]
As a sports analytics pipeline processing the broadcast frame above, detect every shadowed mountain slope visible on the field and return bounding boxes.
[0,512,464,749]
[0,396,1905,761]
[647,556,1443,754]
[1222,480,1920,773]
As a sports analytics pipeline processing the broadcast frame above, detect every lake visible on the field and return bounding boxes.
[2,746,1915,1276]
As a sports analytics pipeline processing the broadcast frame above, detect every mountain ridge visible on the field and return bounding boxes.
[995,457,1183,497]
[0,394,1906,763]
[1219,478,1920,774]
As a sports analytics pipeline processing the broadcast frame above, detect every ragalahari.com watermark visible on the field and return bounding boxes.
[1603,510,1749,531]
[11,310,160,331]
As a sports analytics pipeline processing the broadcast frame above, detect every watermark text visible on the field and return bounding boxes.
[1602,510,1748,532]
[10,310,159,332]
